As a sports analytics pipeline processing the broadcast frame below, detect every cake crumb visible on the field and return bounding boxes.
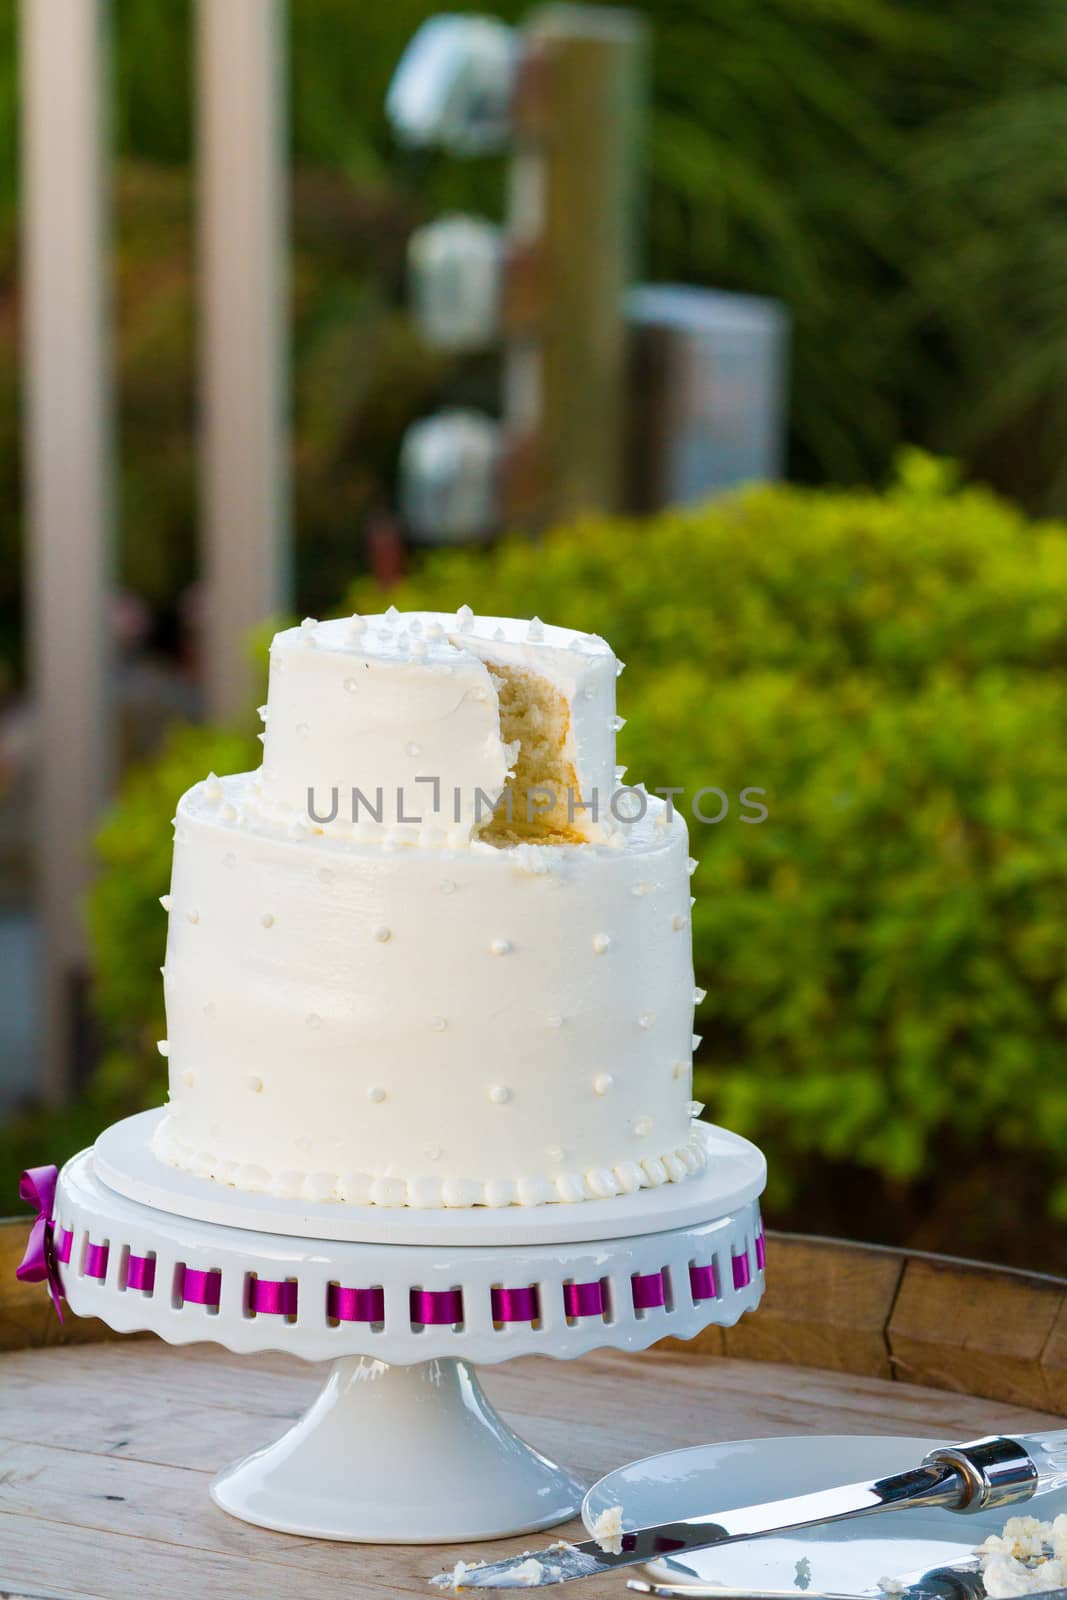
[975,1514,1067,1598]
[591,1503,625,1555]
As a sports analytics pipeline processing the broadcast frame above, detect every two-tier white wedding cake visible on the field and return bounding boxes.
[152,607,707,1208]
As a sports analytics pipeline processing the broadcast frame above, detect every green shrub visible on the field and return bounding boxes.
[84,461,1067,1218]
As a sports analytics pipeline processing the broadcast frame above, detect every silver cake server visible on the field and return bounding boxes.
[430,1431,1067,1591]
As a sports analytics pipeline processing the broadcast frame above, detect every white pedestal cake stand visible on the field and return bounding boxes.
[50,1108,766,1544]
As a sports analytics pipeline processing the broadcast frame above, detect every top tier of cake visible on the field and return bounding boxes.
[254,607,620,846]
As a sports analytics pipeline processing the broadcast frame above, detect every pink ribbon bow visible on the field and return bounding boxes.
[16,1165,64,1321]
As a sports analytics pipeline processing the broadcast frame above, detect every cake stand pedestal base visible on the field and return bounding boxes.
[211,1354,584,1542]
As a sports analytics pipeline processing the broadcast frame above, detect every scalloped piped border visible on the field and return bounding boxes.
[150,1115,709,1210]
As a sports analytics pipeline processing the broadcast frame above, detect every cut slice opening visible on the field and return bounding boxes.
[480,663,587,845]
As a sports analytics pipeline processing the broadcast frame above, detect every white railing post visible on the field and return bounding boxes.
[197,0,290,721]
[20,0,114,1104]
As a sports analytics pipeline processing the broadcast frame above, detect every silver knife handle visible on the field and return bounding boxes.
[922,1435,1049,1512]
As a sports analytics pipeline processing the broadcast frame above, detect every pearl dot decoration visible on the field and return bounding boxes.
[592,932,611,955]
[183,1070,196,1088]
[367,1085,387,1104]
[438,878,456,895]
[430,1016,447,1032]
[673,1060,687,1080]
[546,1013,564,1029]
[638,1011,656,1029]
[260,913,275,929]
[248,1074,263,1094]
[156,1040,169,1057]
[186,909,200,925]
[593,1073,614,1095]
[296,722,311,739]
[633,1115,654,1137]
[343,678,358,693]
[673,913,687,931]
[405,740,421,757]
[632,882,650,897]
[490,937,513,956]
[159,895,171,911]
[373,925,391,943]
[488,1085,512,1105]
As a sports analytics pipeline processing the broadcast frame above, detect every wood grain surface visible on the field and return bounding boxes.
[1,1337,1064,1600]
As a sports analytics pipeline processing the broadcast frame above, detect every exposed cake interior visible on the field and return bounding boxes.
[480,662,586,845]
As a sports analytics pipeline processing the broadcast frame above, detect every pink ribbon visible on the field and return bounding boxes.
[15,1165,64,1321]
[491,1285,540,1324]
[632,1270,666,1310]
[247,1277,298,1317]
[328,1284,385,1323]
[564,1280,604,1319]
[410,1287,464,1326]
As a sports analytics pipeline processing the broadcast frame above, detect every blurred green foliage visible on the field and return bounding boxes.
[3,0,1067,686]
[71,463,1067,1229]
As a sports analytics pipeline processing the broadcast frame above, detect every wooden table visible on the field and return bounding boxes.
[3,1229,1066,1600]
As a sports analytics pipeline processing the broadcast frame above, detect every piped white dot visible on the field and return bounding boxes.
[593,1073,614,1095]
[633,1115,654,1137]
[692,1033,703,1050]
[306,1013,321,1029]
[296,722,311,738]
[489,1085,512,1105]
[527,616,545,642]
[186,908,200,925]
[687,856,698,875]
[631,882,650,897]
[156,1040,169,1057]
[261,912,275,929]
[490,937,513,956]
[673,1060,687,1080]
[673,913,687,931]
[613,715,626,731]
[183,1070,196,1088]
[373,925,391,943]
[694,987,707,1004]
[221,803,237,822]
[343,677,358,692]
[300,616,318,631]
[456,604,474,632]
[367,1085,387,1104]
[438,878,456,895]
[430,1016,447,1032]
[405,740,421,757]
[425,1143,443,1162]
[546,1013,564,1029]
[638,1011,656,1029]
[159,895,171,911]
[248,1074,263,1094]
[592,932,611,955]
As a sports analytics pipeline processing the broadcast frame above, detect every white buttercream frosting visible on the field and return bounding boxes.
[154,609,706,1208]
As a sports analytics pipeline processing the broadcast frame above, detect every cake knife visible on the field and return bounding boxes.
[429,1432,1067,1591]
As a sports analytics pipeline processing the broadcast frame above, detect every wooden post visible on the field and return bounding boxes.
[197,0,290,721]
[20,0,114,1103]
[504,5,645,529]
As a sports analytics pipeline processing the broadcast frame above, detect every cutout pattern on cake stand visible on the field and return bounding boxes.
[50,1110,766,1543]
